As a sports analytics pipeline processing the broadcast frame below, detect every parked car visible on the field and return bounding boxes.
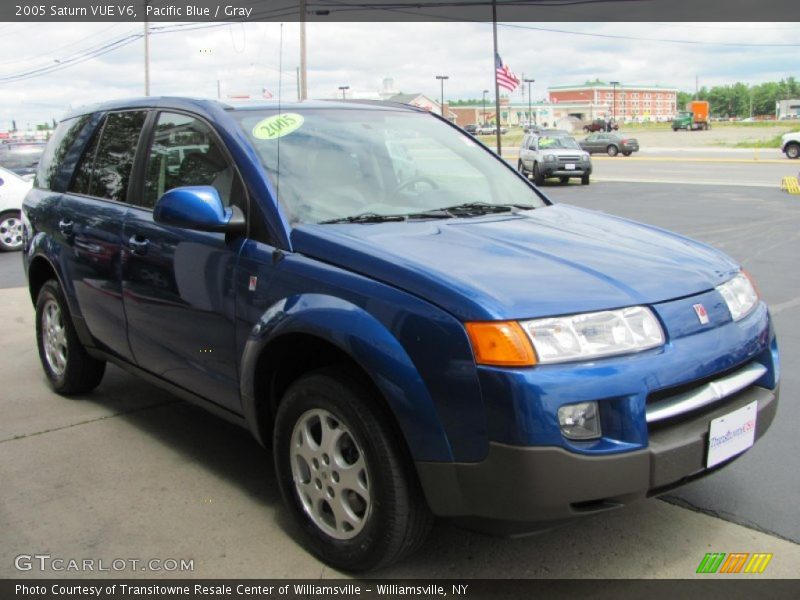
[463,124,478,135]
[23,98,779,572]
[580,133,640,157]
[518,132,592,185]
[583,119,618,133]
[0,141,46,177]
[0,166,32,251]
[476,124,507,135]
[780,131,800,159]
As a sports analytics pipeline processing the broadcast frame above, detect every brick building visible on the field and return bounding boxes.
[548,82,678,122]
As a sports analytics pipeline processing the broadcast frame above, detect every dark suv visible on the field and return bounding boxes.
[22,98,779,572]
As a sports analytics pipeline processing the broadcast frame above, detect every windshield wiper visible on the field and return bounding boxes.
[319,212,407,224]
[430,202,538,216]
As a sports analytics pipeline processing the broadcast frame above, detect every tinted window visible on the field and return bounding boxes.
[69,119,103,196]
[35,115,91,190]
[90,111,146,202]
[142,111,241,209]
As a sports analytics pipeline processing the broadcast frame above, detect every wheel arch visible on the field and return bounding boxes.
[239,294,454,463]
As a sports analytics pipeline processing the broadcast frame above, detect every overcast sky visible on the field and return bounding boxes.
[0,21,796,130]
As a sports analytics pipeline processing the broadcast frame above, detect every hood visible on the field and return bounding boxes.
[291,204,738,321]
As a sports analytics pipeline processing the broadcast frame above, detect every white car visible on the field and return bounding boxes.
[0,166,32,251]
[781,131,800,160]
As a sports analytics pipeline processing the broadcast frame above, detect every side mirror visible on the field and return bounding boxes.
[153,186,245,234]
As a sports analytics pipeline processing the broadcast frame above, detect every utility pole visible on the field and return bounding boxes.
[143,12,150,96]
[492,0,502,155]
[436,75,449,118]
[299,0,307,100]
[338,85,349,99]
[482,89,488,125]
[524,78,535,126]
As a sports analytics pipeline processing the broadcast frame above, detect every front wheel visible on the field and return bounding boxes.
[533,162,545,185]
[581,173,591,185]
[622,151,632,156]
[607,145,619,157]
[35,280,106,394]
[786,143,800,159]
[274,368,432,572]
[0,210,23,252]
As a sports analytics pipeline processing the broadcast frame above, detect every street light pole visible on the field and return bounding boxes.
[610,81,620,124]
[523,78,535,126]
[482,89,488,125]
[338,85,349,99]
[435,75,449,118]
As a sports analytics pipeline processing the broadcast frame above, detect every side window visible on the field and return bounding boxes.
[142,111,242,209]
[68,111,147,202]
[90,111,147,202]
[69,119,104,196]
[35,115,91,190]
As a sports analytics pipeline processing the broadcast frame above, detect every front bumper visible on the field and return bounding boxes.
[543,164,591,177]
[416,384,777,532]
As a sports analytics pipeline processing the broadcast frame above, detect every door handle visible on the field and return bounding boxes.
[128,235,150,256]
[58,219,74,236]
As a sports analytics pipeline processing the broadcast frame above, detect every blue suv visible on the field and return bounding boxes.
[22,98,779,571]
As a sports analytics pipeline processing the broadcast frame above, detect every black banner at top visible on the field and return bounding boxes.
[4,0,800,22]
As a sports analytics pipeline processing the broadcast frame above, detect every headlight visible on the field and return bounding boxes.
[716,272,759,321]
[544,154,556,161]
[582,153,590,161]
[520,306,664,364]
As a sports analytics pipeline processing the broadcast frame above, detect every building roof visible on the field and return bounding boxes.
[549,82,678,91]
[388,93,428,104]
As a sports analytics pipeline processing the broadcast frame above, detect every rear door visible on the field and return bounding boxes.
[59,110,148,361]
[121,111,247,411]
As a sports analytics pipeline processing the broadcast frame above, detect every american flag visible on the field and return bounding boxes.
[495,53,520,92]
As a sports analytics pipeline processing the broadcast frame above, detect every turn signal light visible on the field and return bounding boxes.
[465,321,538,367]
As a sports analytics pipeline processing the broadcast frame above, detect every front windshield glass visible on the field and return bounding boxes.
[537,136,580,150]
[233,108,546,224]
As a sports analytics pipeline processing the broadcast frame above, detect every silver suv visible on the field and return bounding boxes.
[518,133,592,185]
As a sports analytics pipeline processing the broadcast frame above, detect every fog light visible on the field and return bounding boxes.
[558,402,601,440]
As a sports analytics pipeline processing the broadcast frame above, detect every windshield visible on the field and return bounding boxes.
[233,108,545,224]
[537,136,580,150]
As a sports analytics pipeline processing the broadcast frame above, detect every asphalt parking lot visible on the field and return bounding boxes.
[1,180,799,578]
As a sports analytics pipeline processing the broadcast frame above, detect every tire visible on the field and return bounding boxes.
[583,126,590,133]
[517,160,527,176]
[622,151,632,157]
[786,143,800,159]
[274,367,433,572]
[559,176,570,185]
[0,210,23,252]
[673,127,678,132]
[606,145,619,157]
[35,280,106,394]
[533,162,545,186]
[581,173,590,185]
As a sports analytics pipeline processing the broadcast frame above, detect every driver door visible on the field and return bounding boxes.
[122,111,247,411]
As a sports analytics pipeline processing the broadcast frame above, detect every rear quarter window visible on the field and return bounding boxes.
[35,115,91,190]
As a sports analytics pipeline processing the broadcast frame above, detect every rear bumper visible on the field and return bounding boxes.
[415,384,777,533]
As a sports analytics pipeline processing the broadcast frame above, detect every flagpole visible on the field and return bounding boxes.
[492,0,502,156]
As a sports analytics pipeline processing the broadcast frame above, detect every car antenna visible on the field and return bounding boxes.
[276,22,284,203]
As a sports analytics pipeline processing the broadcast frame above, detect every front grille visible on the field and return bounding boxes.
[557,155,581,163]
[645,361,766,427]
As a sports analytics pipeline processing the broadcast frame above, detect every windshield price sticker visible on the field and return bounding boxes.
[252,113,305,140]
